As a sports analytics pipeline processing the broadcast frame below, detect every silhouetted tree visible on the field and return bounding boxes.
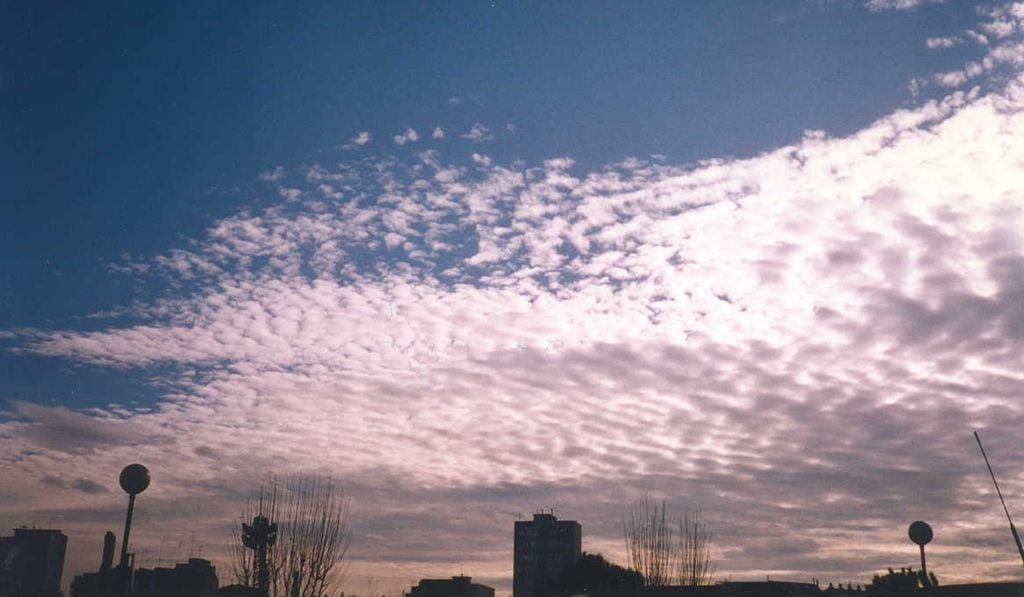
[550,552,643,596]
[622,497,716,587]
[232,476,351,597]
[623,496,675,586]
[676,508,714,586]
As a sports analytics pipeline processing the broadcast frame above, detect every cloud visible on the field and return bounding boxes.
[926,36,961,49]
[927,2,1024,88]
[258,166,285,182]
[432,127,446,140]
[36,475,105,494]
[343,131,373,150]
[71,478,107,495]
[6,27,1024,593]
[966,29,991,45]
[394,128,420,145]
[6,401,155,454]
[460,123,494,142]
[864,0,947,11]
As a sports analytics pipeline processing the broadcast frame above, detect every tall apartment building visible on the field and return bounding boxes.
[512,513,581,597]
[0,528,68,597]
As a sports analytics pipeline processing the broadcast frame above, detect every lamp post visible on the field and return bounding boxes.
[908,520,933,587]
[118,464,150,596]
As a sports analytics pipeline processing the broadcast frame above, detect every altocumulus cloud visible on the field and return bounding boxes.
[918,2,1024,88]
[5,36,1024,597]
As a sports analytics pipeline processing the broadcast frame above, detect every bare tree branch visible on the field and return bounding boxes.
[623,496,676,587]
[676,507,715,586]
[233,475,351,597]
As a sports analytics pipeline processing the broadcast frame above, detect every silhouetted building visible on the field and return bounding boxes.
[70,570,117,597]
[513,513,581,597]
[931,584,1023,597]
[130,558,218,597]
[407,576,495,597]
[217,584,262,597]
[100,532,116,573]
[590,581,822,597]
[0,528,68,597]
[70,531,125,597]
[716,582,823,597]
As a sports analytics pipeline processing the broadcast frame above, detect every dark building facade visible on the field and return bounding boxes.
[407,575,495,597]
[217,584,262,597]
[70,531,127,597]
[0,528,68,597]
[130,558,218,597]
[513,513,581,597]
[589,583,821,597]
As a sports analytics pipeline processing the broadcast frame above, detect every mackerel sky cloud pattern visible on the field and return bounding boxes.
[3,1,1024,594]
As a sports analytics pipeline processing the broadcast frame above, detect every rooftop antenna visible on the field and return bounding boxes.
[974,430,1024,571]
[242,484,278,597]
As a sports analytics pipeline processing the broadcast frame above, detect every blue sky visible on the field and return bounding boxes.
[4,0,1024,594]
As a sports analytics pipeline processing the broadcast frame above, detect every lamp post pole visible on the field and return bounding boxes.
[117,464,151,597]
[909,521,933,589]
[120,493,136,568]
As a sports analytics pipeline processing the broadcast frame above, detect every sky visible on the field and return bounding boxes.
[3,0,1024,593]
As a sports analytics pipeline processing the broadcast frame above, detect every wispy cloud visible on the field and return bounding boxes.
[921,2,1024,88]
[926,35,962,49]
[394,128,420,145]
[864,0,947,12]
[258,166,285,182]
[460,123,494,142]
[343,131,373,150]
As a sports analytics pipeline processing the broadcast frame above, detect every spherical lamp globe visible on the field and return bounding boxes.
[119,464,151,496]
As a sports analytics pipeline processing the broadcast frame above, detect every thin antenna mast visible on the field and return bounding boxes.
[974,430,1024,570]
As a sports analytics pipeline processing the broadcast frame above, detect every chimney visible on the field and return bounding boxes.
[101,531,116,571]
